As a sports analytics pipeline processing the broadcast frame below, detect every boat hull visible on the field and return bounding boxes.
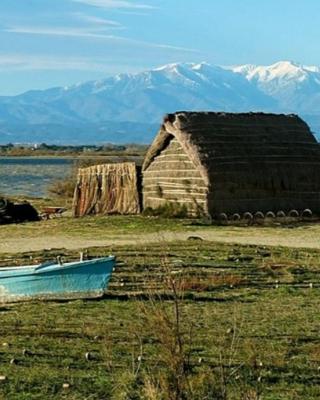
[0,257,115,303]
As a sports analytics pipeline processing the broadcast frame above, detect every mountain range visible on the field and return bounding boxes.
[1,60,320,144]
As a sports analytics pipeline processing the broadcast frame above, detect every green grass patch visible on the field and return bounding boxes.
[0,215,195,240]
[0,241,320,398]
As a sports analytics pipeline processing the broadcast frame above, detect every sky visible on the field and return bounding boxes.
[1,0,320,95]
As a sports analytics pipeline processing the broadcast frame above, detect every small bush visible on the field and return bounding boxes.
[143,203,189,218]
[47,176,76,199]
[138,267,199,400]
[47,159,105,199]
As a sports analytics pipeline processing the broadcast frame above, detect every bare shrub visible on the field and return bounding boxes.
[138,267,195,400]
[111,256,265,400]
[47,177,76,199]
[131,261,258,400]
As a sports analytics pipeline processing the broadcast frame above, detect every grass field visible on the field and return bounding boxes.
[0,239,319,399]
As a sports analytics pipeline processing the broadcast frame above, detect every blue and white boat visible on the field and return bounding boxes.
[0,256,115,303]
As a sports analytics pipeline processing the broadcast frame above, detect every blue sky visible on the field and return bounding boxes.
[1,0,320,95]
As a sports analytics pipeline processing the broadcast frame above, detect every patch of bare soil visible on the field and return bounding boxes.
[0,227,319,253]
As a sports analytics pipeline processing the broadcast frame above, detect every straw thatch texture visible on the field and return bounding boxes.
[143,137,207,215]
[73,163,140,217]
[143,112,320,217]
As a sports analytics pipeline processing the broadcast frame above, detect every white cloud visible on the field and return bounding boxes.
[6,26,117,39]
[71,0,155,10]
[0,54,113,72]
[5,26,198,53]
[73,12,123,27]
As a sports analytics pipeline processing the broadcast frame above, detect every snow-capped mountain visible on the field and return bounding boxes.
[232,61,320,114]
[0,61,319,143]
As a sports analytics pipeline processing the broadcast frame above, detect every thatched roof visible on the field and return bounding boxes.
[143,112,319,189]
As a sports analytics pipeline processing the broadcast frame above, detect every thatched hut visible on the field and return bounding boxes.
[142,112,320,217]
[73,162,140,217]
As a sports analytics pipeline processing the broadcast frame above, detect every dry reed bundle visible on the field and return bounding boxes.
[72,163,140,217]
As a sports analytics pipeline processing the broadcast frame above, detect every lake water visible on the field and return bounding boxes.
[0,157,75,197]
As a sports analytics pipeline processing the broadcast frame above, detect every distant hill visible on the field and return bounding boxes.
[0,60,319,144]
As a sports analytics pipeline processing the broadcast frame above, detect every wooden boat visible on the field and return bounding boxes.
[0,256,115,303]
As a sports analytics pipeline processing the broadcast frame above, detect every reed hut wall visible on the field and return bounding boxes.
[72,162,140,217]
[143,137,207,215]
[142,112,320,217]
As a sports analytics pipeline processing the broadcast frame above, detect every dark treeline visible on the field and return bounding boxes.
[0,142,148,156]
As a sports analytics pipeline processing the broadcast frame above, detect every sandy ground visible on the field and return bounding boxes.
[0,226,319,253]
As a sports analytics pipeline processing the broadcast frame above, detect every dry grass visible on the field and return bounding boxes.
[181,274,245,292]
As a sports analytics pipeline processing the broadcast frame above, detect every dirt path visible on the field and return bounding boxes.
[1,227,319,253]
